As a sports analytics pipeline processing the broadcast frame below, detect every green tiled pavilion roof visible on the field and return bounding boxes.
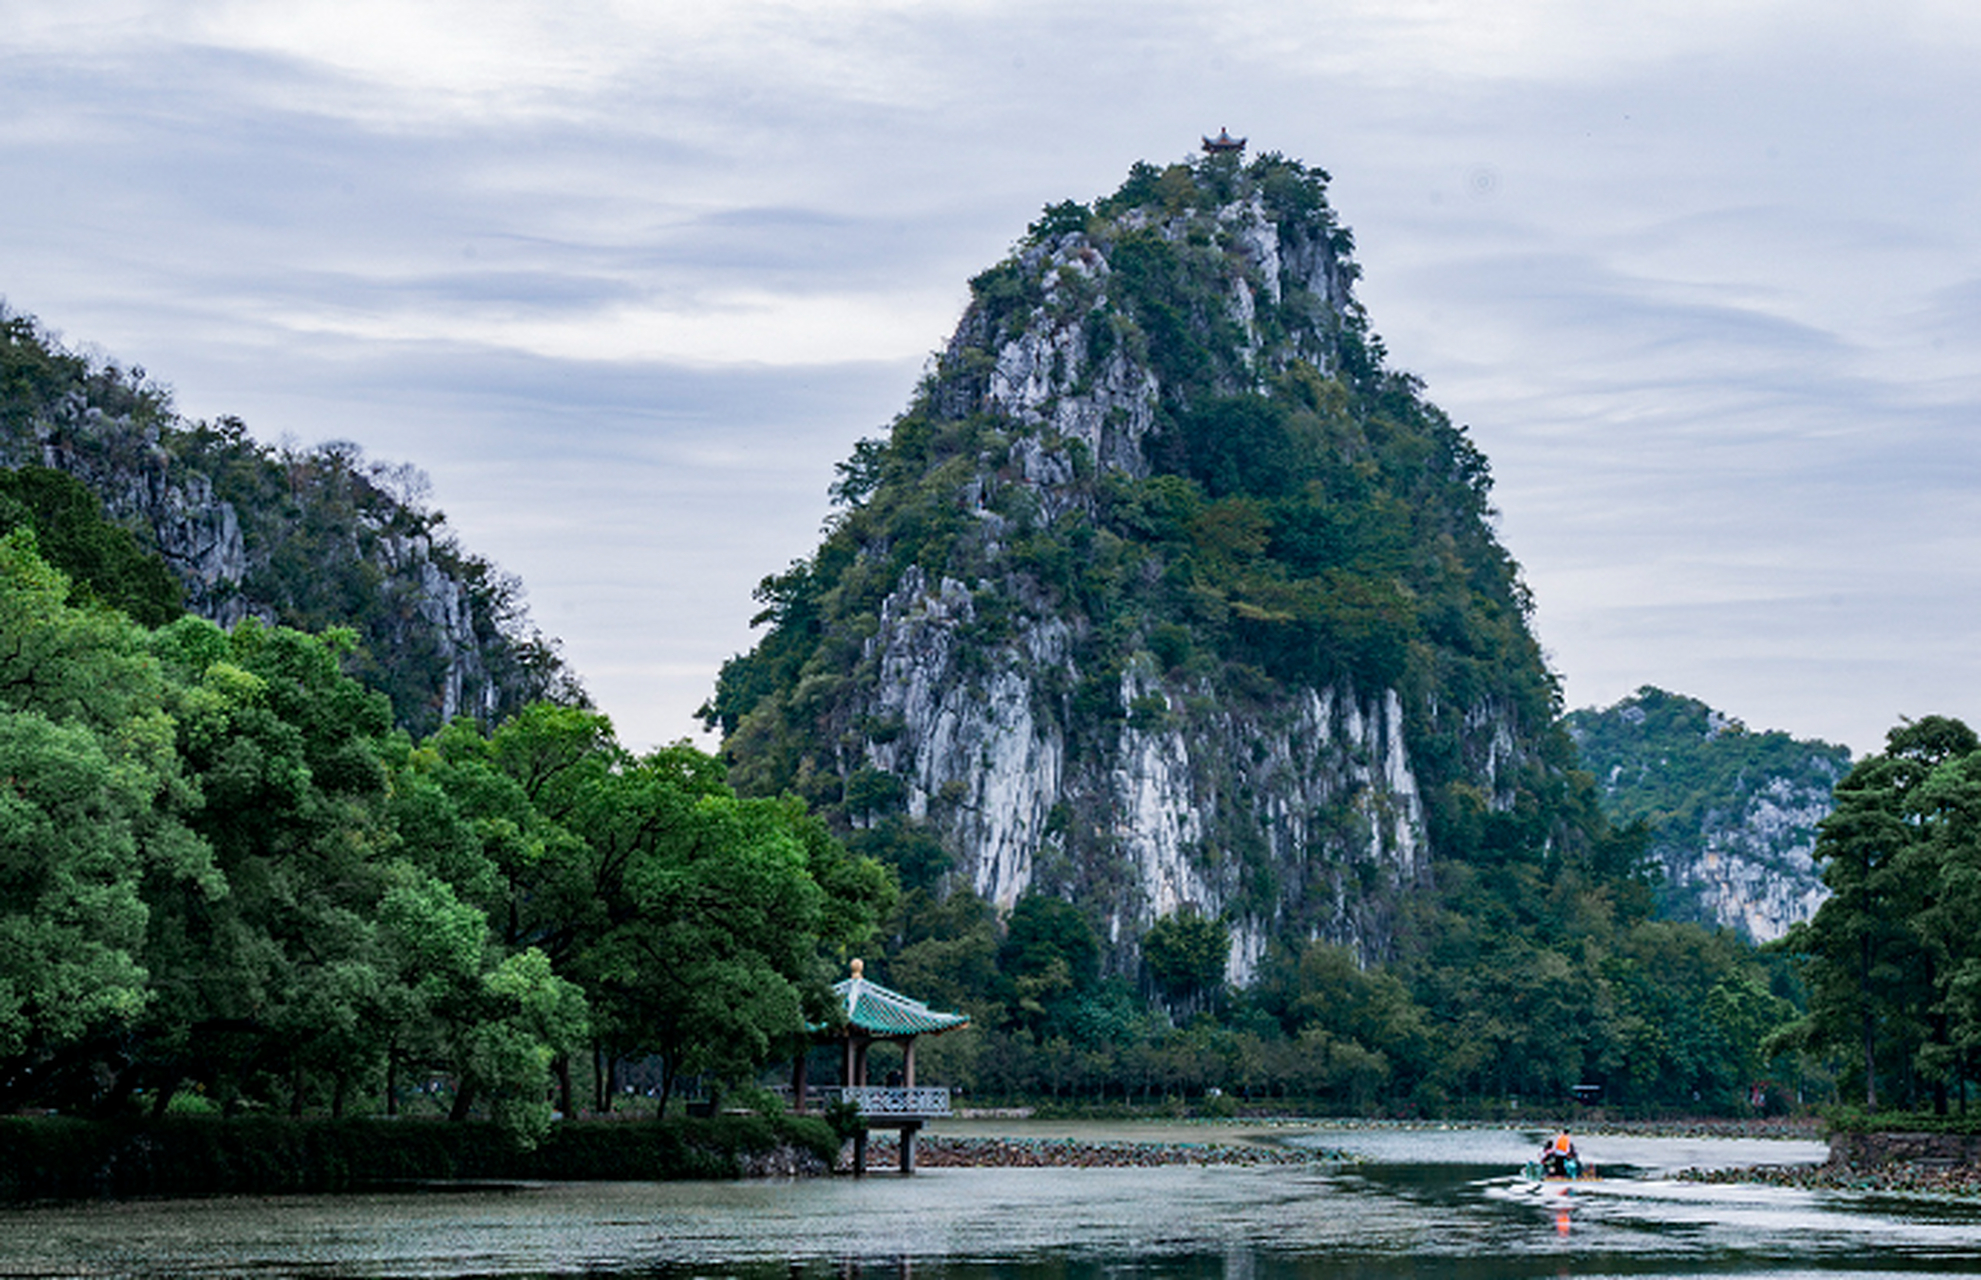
[831,964,970,1038]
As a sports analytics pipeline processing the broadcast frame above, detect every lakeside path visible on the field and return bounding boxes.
[856,1134,1334,1169]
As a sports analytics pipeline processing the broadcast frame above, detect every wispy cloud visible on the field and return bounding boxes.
[3,0,1978,754]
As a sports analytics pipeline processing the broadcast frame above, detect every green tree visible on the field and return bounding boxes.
[137,614,396,1117]
[0,466,182,626]
[453,948,589,1144]
[1143,909,1230,1008]
[0,531,214,1111]
[582,780,841,1113]
[1781,716,1977,1109]
[1911,748,1981,1102]
[997,895,1100,1037]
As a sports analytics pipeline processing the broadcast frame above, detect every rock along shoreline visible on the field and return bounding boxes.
[843,1134,1342,1171]
[1681,1128,1981,1198]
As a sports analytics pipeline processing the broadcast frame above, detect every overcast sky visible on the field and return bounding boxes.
[5,0,1978,758]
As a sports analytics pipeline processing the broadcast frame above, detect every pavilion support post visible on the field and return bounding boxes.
[792,1051,808,1114]
[904,1038,917,1088]
[900,1121,921,1175]
[853,1127,869,1178]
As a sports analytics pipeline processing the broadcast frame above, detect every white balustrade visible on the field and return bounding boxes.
[815,1086,951,1118]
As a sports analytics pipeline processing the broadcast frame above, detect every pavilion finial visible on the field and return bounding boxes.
[850,957,865,980]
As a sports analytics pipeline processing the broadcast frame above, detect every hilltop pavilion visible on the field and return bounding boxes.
[1202,127,1247,154]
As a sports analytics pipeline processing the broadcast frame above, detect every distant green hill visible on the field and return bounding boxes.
[1565,687,1851,940]
[0,306,579,733]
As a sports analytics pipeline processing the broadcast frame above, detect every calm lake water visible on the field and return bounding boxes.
[2,1121,1976,1279]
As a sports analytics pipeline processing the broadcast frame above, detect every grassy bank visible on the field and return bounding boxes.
[0,1113,840,1203]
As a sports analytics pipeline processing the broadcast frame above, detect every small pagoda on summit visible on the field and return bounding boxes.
[1202,127,1247,155]
[793,958,970,1175]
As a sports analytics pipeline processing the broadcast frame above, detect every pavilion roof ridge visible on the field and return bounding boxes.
[830,961,970,1038]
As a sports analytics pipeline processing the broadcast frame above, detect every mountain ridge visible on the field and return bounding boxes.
[0,304,580,734]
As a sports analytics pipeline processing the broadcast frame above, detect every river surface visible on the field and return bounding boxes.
[3,1120,1977,1279]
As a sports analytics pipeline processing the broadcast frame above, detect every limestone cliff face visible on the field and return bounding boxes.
[1665,774,1832,944]
[0,316,573,734]
[1565,688,1848,943]
[859,558,1432,981]
[713,152,1570,982]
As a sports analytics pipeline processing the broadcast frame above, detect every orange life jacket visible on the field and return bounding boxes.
[1551,1133,1572,1154]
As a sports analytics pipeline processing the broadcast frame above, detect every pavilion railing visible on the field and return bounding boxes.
[813,1086,952,1118]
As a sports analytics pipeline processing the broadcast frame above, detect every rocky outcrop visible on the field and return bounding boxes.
[1662,773,1833,943]
[713,153,1566,981]
[0,312,572,734]
[953,188,1355,481]
[1565,688,1850,943]
[859,566,1434,979]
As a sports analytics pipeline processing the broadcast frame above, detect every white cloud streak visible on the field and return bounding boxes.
[3,0,1979,755]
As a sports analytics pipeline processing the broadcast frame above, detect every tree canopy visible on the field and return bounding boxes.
[0,532,891,1139]
[1777,715,1981,1114]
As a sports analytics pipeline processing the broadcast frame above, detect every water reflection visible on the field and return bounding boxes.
[1,1126,1976,1279]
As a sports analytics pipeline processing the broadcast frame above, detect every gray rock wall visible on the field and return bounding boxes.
[1,351,557,733]
[820,175,1521,980]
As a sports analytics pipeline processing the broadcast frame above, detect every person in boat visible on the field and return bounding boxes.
[1539,1130,1580,1177]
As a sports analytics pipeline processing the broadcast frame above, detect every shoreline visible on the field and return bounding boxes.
[846,1117,1822,1171]
[951,1114,1823,1141]
[846,1134,1345,1170]
[1680,1160,1981,1197]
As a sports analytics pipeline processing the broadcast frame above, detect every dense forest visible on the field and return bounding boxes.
[0,486,892,1140]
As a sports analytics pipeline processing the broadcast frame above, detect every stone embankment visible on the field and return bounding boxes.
[846,1135,1340,1170]
[740,1145,834,1177]
[1681,1129,1981,1197]
[1571,1117,1818,1140]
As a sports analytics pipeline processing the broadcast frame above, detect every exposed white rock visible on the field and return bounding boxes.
[1656,773,1833,943]
[813,158,1538,984]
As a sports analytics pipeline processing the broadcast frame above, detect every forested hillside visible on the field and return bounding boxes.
[0,307,578,735]
[1567,688,1851,942]
[706,149,1805,1112]
[0,519,891,1133]
[0,306,904,1134]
